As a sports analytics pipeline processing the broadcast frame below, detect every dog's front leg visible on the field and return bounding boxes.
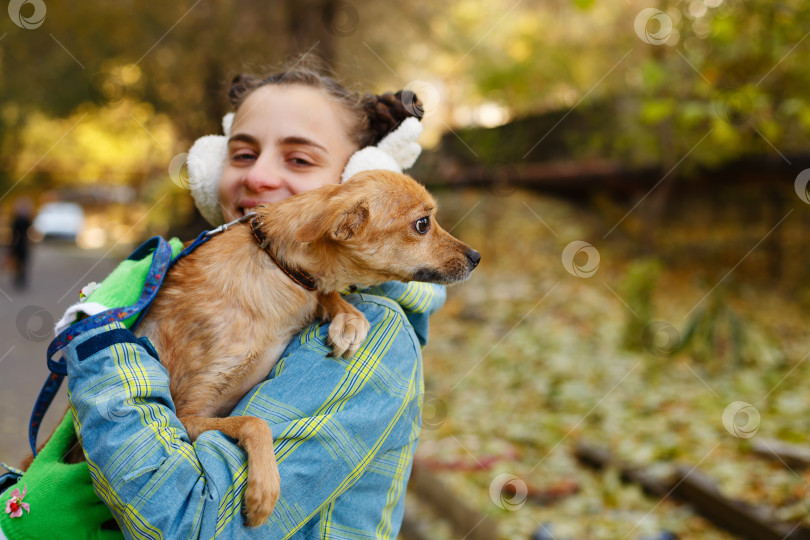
[317,291,371,359]
[181,415,279,527]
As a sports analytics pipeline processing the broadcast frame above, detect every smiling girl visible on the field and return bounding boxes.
[1,60,444,540]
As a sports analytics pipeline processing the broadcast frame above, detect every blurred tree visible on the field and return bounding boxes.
[3,0,810,223]
[0,0,435,201]
[285,0,338,67]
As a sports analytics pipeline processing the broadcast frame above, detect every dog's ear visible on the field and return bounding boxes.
[295,199,369,243]
[331,199,369,241]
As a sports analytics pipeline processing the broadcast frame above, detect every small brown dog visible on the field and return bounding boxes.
[134,170,480,526]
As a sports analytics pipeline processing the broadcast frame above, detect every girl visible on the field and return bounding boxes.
[1,60,444,539]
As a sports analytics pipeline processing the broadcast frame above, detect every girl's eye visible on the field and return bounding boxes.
[232,151,256,162]
[414,217,430,235]
[288,155,313,167]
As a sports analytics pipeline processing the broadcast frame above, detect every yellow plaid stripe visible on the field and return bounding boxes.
[376,418,420,538]
[214,463,248,535]
[323,359,417,522]
[110,341,201,475]
[396,282,435,314]
[276,308,416,540]
[322,523,378,539]
[319,501,335,538]
[275,308,402,464]
[85,456,164,540]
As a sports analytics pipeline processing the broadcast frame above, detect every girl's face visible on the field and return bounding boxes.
[219,84,358,221]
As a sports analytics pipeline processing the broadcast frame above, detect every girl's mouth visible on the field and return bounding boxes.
[236,200,263,217]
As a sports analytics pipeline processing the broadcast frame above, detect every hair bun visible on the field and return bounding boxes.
[362,90,423,146]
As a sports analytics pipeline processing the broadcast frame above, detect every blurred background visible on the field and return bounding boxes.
[1,1,810,538]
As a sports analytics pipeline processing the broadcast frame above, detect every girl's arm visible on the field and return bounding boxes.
[359,281,446,345]
[67,290,433,539]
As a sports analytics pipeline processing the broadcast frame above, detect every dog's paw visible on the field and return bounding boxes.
[327,312,371,359]
[243,463,280,527]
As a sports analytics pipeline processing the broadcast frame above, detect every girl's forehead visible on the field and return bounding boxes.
[232,85,352,142]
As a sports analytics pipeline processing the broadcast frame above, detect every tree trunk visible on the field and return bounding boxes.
[285,0,338,70]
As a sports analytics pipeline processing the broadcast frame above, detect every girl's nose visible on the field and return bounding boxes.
[244,158,284,192]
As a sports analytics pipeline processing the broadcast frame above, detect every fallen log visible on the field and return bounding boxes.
[751,438,810,470]
[399,506,434,540]
[574,441,810,540]
[408,462,498,540]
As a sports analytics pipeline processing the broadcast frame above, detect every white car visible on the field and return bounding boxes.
[32,202,85,242]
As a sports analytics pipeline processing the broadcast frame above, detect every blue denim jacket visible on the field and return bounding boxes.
[65,281,445,540]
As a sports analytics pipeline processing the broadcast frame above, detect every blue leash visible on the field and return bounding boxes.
[27,215,253,456]
[29,235,174,456]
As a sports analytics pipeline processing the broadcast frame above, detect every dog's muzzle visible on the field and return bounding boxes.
[412,247,480,284]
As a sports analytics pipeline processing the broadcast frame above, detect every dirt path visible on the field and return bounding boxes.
[0,242,120,467]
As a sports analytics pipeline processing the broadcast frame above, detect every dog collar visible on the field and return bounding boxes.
[249,215,318,291]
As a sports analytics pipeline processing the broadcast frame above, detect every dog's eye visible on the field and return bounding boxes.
[414,217,430,235]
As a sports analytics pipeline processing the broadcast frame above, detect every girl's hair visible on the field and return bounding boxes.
[227,58,422,148]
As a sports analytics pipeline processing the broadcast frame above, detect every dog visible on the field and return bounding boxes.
[131,170,480,526]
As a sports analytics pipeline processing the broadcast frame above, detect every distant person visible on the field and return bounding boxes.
[8,198,32,290]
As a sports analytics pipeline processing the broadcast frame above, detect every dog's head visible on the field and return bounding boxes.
[293,170,480,288]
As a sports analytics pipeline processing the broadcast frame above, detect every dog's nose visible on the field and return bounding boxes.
[466,249,481,269]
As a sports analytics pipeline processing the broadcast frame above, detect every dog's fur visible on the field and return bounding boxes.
[131,170,479,526]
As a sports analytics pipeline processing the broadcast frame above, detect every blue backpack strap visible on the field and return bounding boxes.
[28,236,174,456]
